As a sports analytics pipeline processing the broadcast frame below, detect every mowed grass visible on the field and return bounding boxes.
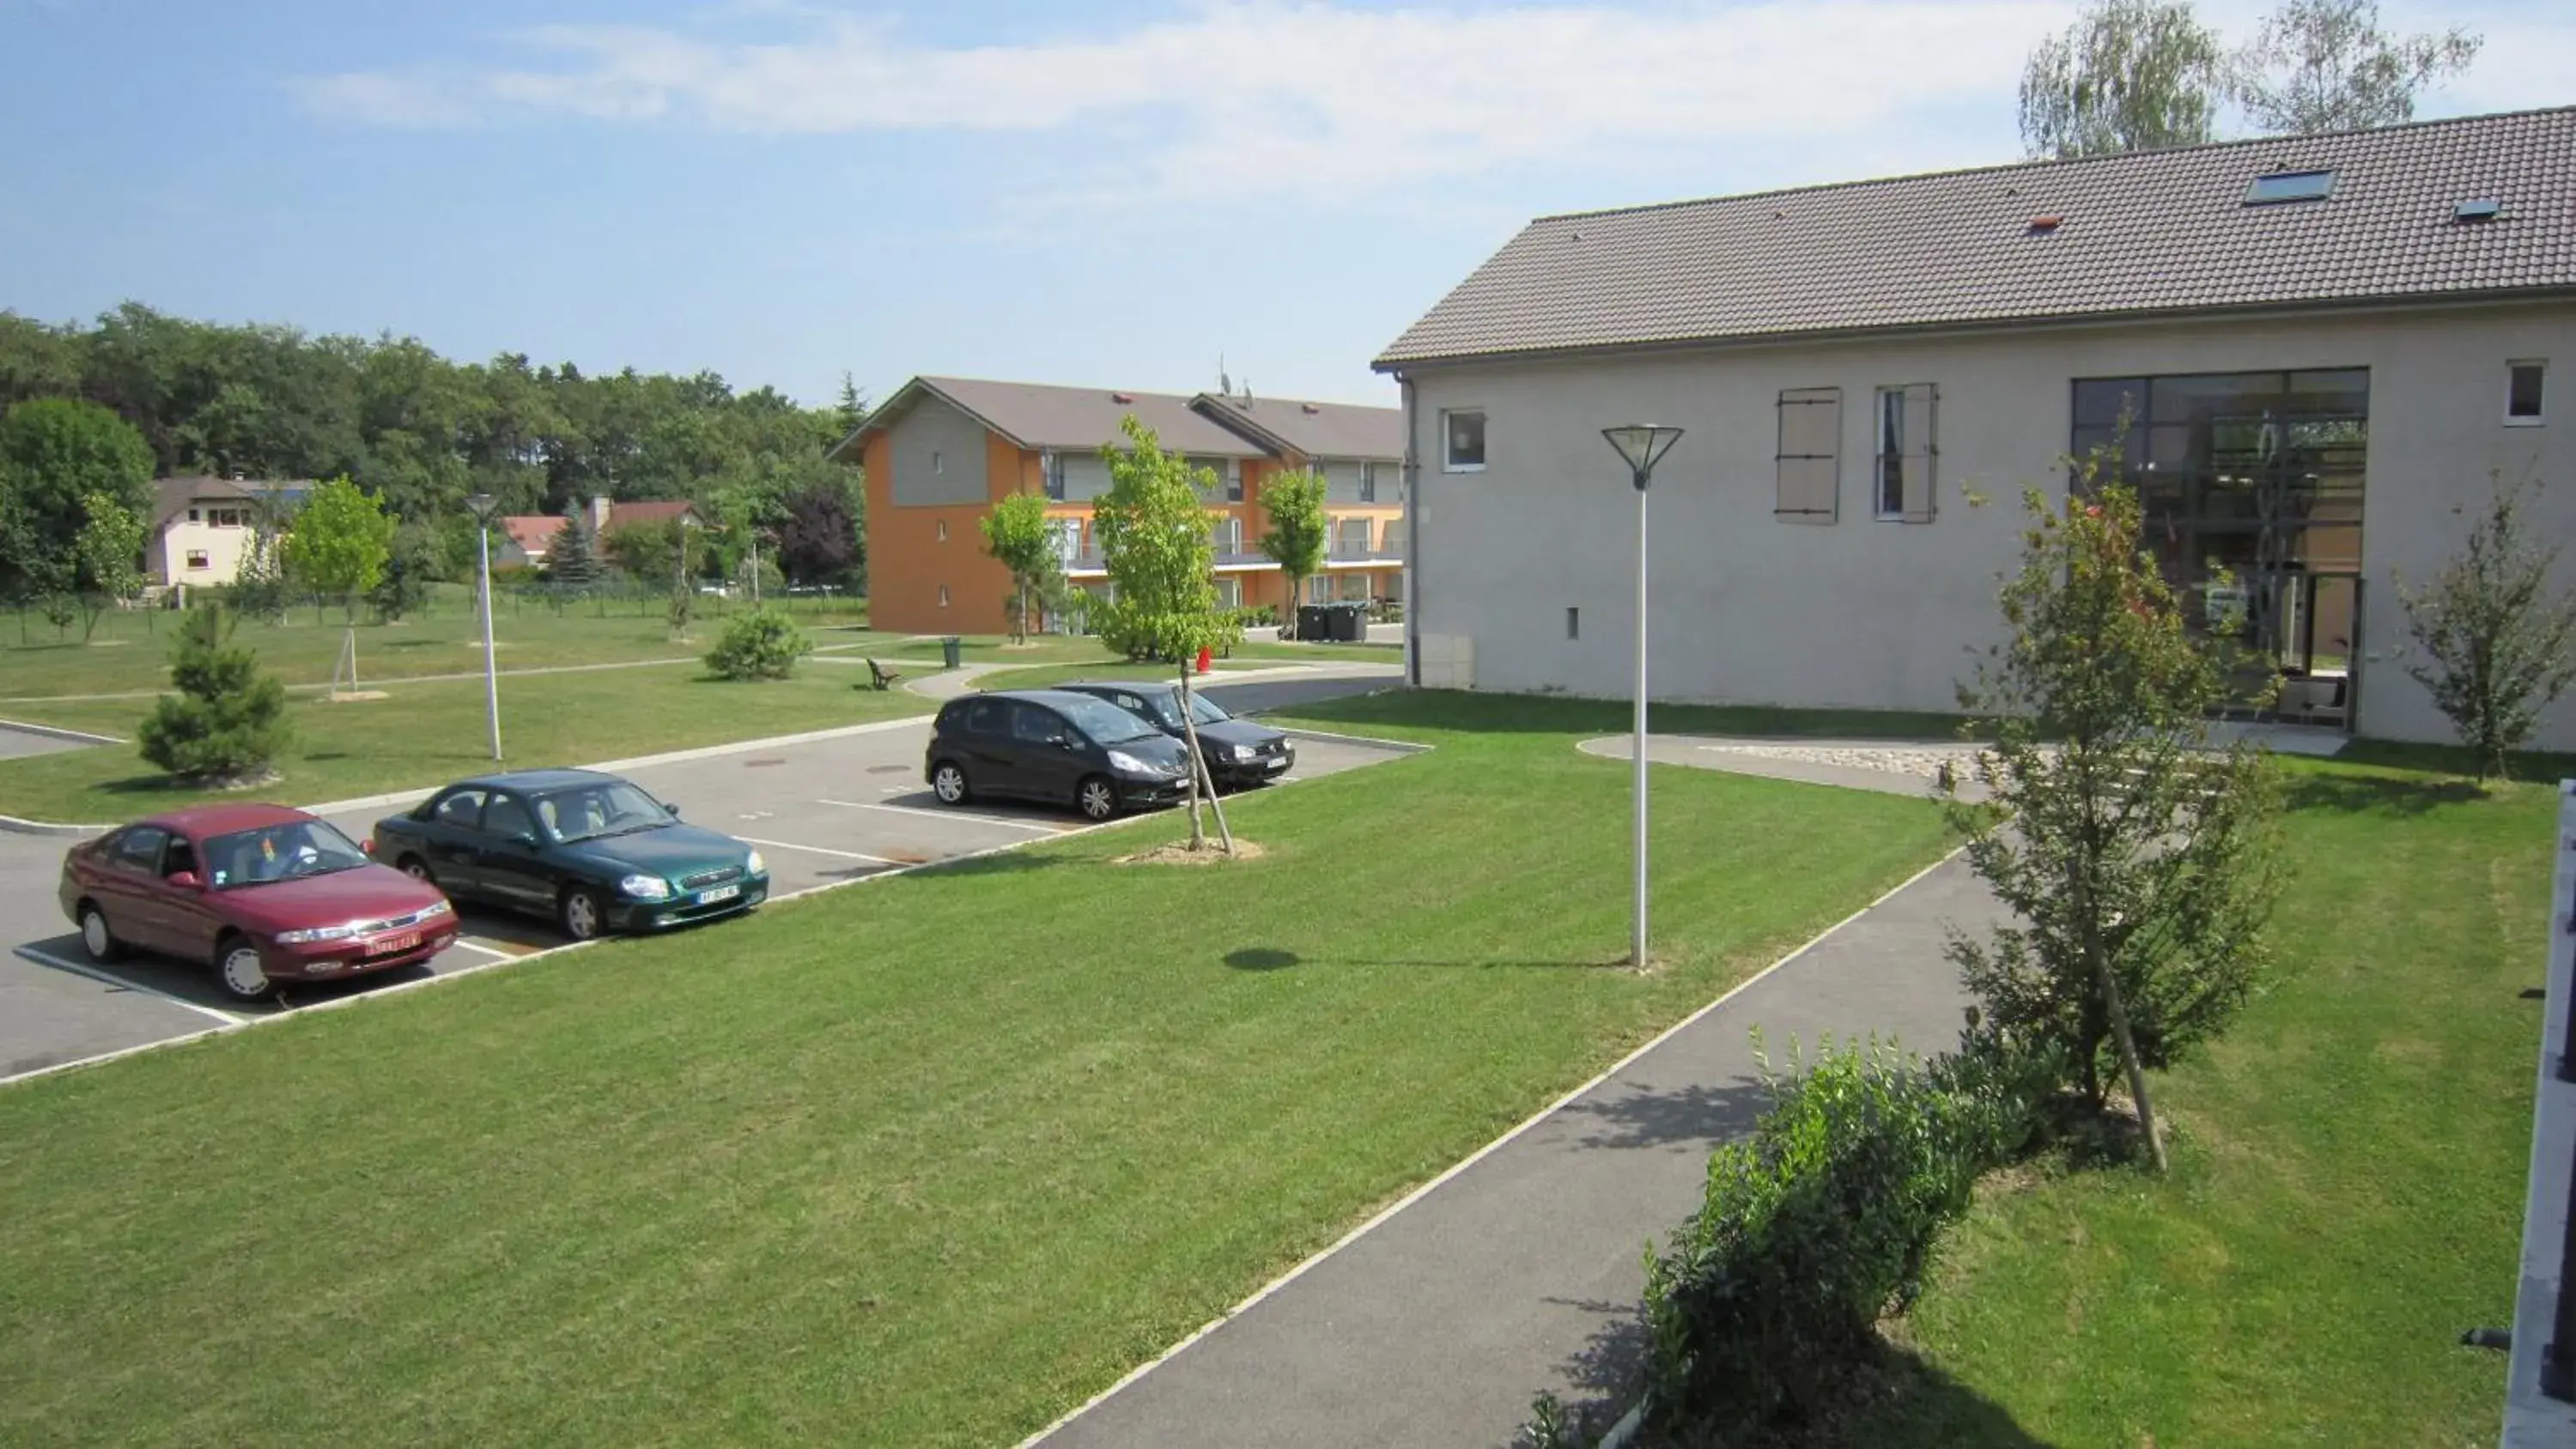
[0,694,1953,1448]
[0,591,872,700]
[1843,759,2559,1446]
[0,663,930,822]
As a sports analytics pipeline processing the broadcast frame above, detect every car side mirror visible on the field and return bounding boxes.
[515,830,540,847]
[166,870,204,891]
[665,803,681,817]
[1052,736,1075,750]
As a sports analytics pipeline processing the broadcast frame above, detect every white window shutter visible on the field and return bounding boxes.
[1900,384,1937,523]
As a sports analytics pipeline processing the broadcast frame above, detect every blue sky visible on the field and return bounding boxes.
[3,1,2563,409]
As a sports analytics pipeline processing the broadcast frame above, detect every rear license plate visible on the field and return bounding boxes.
[696,884,740,905]
[368,931,422,955]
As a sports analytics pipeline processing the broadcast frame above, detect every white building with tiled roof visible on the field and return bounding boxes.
[1376,106,2576,750]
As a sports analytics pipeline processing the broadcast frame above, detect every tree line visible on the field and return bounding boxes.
[0,302,868,611]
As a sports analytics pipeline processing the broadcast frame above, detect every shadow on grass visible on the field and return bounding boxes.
[2282,770,2488,817]
[1224,947,1299,971]
[1278,689,1973,744]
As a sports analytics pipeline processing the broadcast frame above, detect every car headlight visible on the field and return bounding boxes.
[619,874,672,900]
[744,851,765,875]
[1231,743,1259,761]
[420,899,453,919]
[1108,750,1150,774]
[274,924,359,944]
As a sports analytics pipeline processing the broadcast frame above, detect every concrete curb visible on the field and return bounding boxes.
[0,718,125,745]
[0,813,116,837]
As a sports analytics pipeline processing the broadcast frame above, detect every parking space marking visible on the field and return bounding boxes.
[735,835,901,865]
[12,946,246,1028]
[817,797,1066,833]
[445,939,520,961]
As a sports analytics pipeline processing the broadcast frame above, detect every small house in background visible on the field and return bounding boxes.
[146,476,309,586]
[494,495,701,570]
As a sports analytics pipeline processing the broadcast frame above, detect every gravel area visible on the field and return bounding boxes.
[1694,743,1993,783]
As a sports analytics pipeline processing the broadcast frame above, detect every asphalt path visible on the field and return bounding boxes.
[1,673,1406,1082]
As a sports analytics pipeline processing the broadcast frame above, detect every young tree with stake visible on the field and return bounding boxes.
[980,489,1066,644]
[1092,415,1242,853]
[1257,468,1327,636]
[1942,476,2284,1171]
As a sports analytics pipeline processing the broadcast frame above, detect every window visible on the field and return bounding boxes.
[1010,702,1065,744]
[961,698,1001,734]
[937,584,951,607]
[186,507,200,523]
[1873,385,1936,521]
[2508,361,2547,425]
[933,450,944,475]
[1042,452,1066,500]
[935,520,948,543]
[2245,169,2334,205]
[110,826,169,873]
[163,837,197,881]
[185,549,210,570]
[1359,462,1378,504]
[1307,574,1330,605]
[1442,409,1485,472]
[1215,577,1242,609]
[1565,607,1580,640]
[481,794,536,840]
[434,788,489,829]
[1774,387,1841,522]
[1224,459,1243,503]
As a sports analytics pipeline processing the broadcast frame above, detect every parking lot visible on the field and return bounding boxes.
[0,676,1413,1083]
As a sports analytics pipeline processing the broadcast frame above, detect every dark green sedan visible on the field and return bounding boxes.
[368,769,769,941]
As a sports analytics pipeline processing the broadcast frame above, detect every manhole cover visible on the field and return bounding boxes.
[744,758,787,767]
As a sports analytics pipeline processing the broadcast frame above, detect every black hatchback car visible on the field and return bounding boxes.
[1052,680,1296,789]
[926,690,1194,821]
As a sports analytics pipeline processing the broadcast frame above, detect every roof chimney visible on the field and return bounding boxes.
[1109,391,1134,405]
[590,494,611,533]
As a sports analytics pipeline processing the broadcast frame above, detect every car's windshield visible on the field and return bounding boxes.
[1131,688,1230,729]
[204,821,372,890]
[538,781,671,843]
[1056,695,1162,745]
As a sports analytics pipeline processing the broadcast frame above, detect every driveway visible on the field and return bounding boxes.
[2,671,1407,1083]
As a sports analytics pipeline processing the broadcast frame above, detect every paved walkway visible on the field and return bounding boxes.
[1034,741,2002,1448]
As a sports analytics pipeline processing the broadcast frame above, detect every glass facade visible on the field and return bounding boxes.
[2070,368,2368,718]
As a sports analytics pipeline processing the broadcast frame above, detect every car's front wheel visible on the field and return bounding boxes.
[1076,774,1120,822]
[559,885,607,942]
[77,901,125,963]
[930,761,972,806]
[395,853,435,886]
[212,935,272,1003]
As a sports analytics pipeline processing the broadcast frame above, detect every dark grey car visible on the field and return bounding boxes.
[1052,680,1296,789]
[925,689,1195,822]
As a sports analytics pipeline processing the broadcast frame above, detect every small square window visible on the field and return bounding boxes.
[1442,409,1485,472]
[187,507,200,522]
[2245,170,2334,205]
[2507,361,2546,425]
[185,550,210,569]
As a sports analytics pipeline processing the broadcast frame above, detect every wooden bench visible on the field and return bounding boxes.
[864,658,904,691]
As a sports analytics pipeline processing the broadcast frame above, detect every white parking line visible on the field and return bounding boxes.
[735,835,901,865]
[444,939,519,961]
[12,946,247,1027]
[817,797,1065,833]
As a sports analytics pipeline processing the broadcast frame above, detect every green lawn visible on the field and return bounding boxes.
[0,590,872,700]
[1838,756,2557,1446]
[0,693,1953,1448]
[0,663,930,822]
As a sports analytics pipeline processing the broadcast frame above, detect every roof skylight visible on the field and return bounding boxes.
[2245,170,2336,205]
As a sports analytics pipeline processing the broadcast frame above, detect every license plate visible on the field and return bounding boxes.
[696,884,740,905]
[1265,756,1291,771]
[367,931,422,955]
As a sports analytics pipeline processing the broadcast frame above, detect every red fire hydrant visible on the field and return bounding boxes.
[1195,646,1213,675]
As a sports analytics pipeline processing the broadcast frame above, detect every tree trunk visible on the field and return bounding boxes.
[1177,663,1206,849]
[2072,857,2166,1171]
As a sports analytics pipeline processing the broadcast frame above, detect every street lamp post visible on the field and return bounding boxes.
[1601,425,1685,968]
[466,493,503,761]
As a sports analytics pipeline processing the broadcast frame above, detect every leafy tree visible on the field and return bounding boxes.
[136,602,292,783]
[71,491,147,641]
[1094,415,1242,852]
[981,489,1066,644]
[2394,474,2576,783]
[1256,469,1328,636]
[1941,481,2284,1171]
[0,397,155,566]
[544,512,603,586]
[704,606,814,681]
[280,476,393,621]
[0,473,70,616]
[369,523,438,623]
[776,479,858,586]
[2020,0,2226,159]
[2232,0,2479,134]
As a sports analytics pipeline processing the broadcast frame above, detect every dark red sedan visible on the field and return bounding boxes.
[58,803,458,1003]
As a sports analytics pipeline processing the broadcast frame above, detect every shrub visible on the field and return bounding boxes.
[136,603,292,782]
[1637,1033,2054,1440]
[703,606,812,681]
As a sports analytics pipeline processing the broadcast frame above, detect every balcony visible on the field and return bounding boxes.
[1210,519,1258,567]
[1327,518,1406,562]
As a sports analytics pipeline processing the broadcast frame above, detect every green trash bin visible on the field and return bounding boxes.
[941,636,963,669]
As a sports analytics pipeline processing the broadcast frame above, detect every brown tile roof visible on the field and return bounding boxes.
[851,377,1271,459]
[1378,106,2576,369]
[602,500,696,532]
[1194,392,1404,462]
[500,516,565,556]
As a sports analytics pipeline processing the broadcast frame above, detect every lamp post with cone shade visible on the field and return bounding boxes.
[465,493,503,762]
[1601,424,1684,969]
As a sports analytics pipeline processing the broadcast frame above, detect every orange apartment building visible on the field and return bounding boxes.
[832,376,1406,637]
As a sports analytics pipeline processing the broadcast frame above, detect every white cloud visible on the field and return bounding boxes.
[304,1,2069,197]
[296,70,486,129]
